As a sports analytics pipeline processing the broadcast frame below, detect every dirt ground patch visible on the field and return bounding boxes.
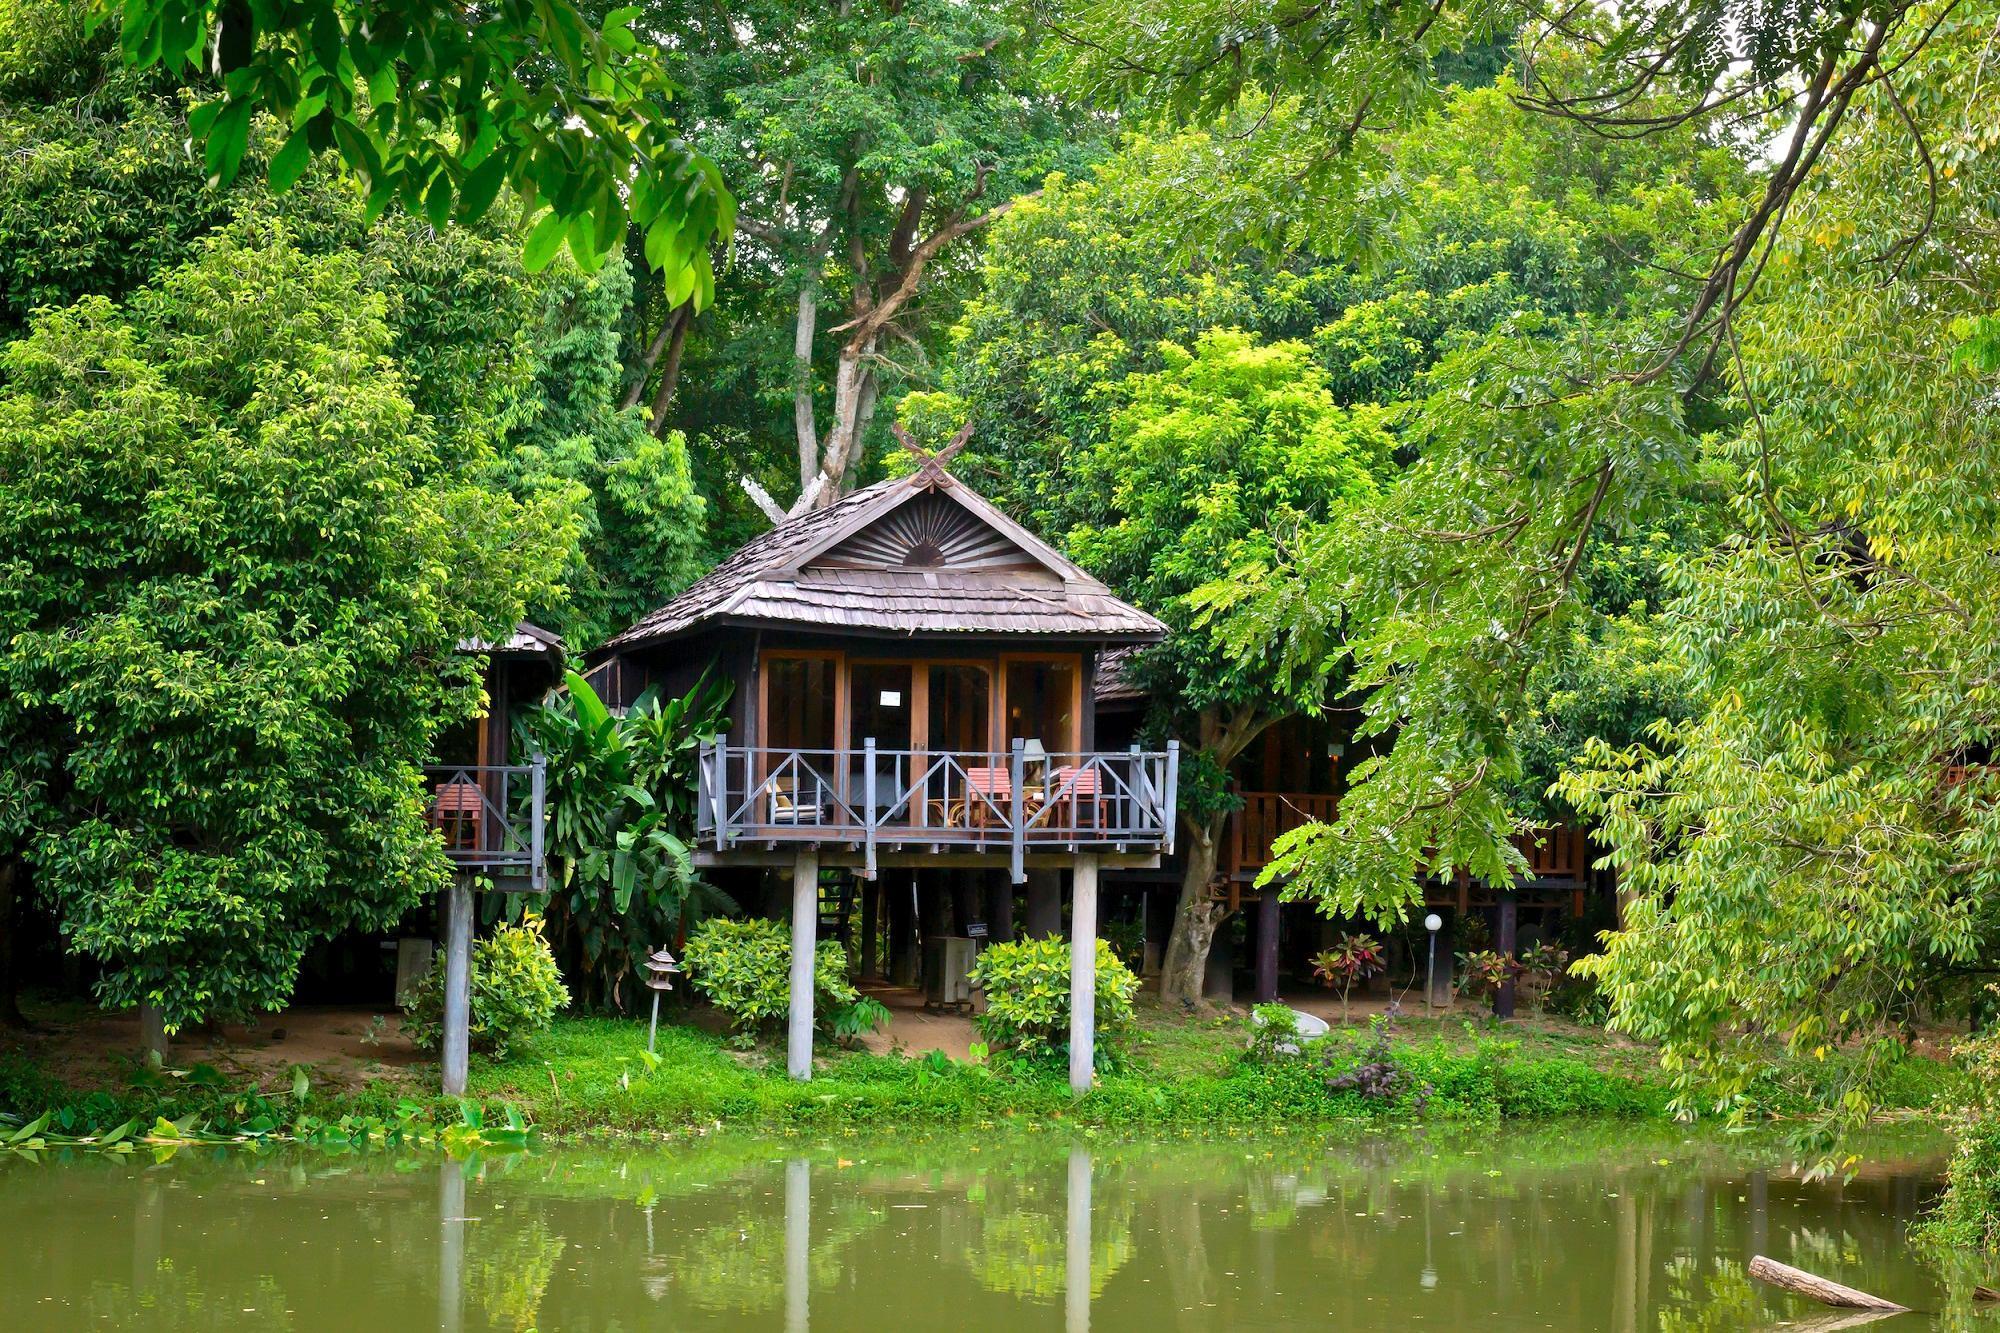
[853,980,980,1062]
[2,998,427,1097]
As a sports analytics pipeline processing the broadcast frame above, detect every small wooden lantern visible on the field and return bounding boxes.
[645,947,681,1055]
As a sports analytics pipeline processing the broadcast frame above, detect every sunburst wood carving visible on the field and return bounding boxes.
[813,493,1030,571]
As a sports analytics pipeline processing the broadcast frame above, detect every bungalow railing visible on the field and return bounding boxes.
[423,759,547,891]
[697,739,1179,881]
[1223,791,1343,878]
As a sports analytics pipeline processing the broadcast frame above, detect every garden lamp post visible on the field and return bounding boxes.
[1423,913,1443,1013]
[644,947,681,1055]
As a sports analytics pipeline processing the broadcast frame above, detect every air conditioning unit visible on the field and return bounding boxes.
[923,936,979,1013]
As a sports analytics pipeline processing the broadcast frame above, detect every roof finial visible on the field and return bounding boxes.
[891,421,975,482]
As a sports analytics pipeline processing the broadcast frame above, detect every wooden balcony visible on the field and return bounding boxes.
[697,740,1179,881]
[1223,790,1593,898]
[424,761,547,892]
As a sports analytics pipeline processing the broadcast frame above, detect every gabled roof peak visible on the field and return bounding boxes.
[602,464,1164,650]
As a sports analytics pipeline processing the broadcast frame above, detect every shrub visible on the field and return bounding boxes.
[1321,1015,1426,1109]
[970,936,1139,1065]
[1246,1002,1303,1063]
[682,917,858,1035]
[1311,932,1385,1019]
[1456,948,1524,1001]
[406,918,569,1057]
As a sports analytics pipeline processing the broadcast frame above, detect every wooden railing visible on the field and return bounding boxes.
[1224,791,1341,877]
[1223,791,1592,890]
[424,760,547,891]
[697,739,1179,882]
[1516,824,1589,883]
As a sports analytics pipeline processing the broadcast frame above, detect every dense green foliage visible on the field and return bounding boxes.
[0,219,561,1029]
[971,937,1141,1065]
[681,918,857,1036]
[495,258,708,646]
[92,0,731,290]
[406,918,570,1057]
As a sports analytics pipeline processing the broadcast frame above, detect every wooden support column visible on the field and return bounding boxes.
[1254,888,1281,1004]
[986,871,1016,943]
[1493,893,1517,1020]
[1069,855,1099,1095]
[441,879,473,1096]
[951,869,981,936]
[1024,869,1063,938]
[788,851,819,1081]
[888,871,917,986]
[860,876,880,979]
[1430,910,1455,1008]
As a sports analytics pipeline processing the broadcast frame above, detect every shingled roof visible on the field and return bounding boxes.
[606,470,1165,648]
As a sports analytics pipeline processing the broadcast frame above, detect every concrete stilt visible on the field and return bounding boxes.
[1069,855,1099,1095]
[441,880,472,1096]
[788,851,820,1081]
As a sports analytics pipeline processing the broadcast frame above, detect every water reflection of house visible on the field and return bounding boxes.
[1092,647,1614,1008]
[590,451,1176,1089]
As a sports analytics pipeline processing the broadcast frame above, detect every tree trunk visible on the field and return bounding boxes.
[1156,704,1277,1008]
[1159,818,1225,1007]
[645,304,692,434]
[0,857,25,1029]
[807,335,878,508]
[793,284,820,494]
[1747,1256,1907,1312]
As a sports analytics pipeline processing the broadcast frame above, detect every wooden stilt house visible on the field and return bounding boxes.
[594,446,1175,1090]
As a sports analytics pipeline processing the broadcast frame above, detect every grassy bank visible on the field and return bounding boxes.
[465,1011,1671,1135]
[4,1001,1962,1141]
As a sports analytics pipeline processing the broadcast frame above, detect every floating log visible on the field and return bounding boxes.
[1748,1255,1908,1313]
[1974,1285,2000,1303]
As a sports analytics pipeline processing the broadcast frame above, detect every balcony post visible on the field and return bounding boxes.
[529,749,546,893]
[1163,741,1181,855]
[787,849,820,1080]
[1009,738,1026,884]
[1068,853,1099,1095]
[711,733,730,847]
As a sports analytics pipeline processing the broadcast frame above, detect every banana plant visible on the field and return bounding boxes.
[517,669,731,1010]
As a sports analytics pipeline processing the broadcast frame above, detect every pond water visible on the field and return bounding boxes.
[0,1124,1960,1331]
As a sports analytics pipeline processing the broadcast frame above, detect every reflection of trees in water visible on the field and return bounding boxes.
[669,1196,878,1314]
[1656,1256,1766,1333]
[948,1159,1132,1302]
[467,1214,567,1333]
[84,1262,296,1332]
[968,1207,1133,1300]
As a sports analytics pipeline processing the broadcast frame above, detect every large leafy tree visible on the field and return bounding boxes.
[1069,331,1391,1001]
[1550,13,2000,1147]
[928,92,1739,1000]
[0,220,566,1031]
[632,0,1090,519]
[1100,0,2000,1170]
